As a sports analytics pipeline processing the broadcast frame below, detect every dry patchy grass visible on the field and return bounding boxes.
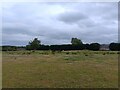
[2,50,118,88]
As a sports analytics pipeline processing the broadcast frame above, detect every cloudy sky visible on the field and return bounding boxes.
[2,2,118,46]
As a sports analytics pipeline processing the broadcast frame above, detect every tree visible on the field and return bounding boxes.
[84,44,90,50]
[89,43,100,51]
[27,38,41,50]
[26,45,32,50]
[39,45,50,50]
[2,46,17,51]
[71,38,83,45]
[109,43,120,51]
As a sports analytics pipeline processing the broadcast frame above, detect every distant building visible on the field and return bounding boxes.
[100,44,109,51]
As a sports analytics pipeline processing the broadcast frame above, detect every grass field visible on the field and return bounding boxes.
[2,50,118,88]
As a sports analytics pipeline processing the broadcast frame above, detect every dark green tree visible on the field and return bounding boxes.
[26,38,41,50]
[71,38,83,45]
[89,43,100,51]
[109,43,120,51]
[2,46,17,51]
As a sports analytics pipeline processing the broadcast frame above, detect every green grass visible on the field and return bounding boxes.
[2,50,118,88]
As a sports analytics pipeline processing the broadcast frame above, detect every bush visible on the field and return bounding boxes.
[2,46,17,51]
[109,43,120,51]
[66,52,69,54]
[103,53,106,55]
[89,43,100,51]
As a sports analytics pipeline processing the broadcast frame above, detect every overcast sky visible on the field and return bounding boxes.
[2,2,118,46]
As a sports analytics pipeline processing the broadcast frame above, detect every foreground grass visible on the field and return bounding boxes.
[2,50,118,88]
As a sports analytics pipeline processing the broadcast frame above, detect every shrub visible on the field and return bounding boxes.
[103,53,106,55]
[109,43,120,51]
[66,52,69,54]
[89,43,100,51]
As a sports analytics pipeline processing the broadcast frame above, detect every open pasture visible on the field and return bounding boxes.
[2,50,118,88]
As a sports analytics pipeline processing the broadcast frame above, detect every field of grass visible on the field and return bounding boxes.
[2,50,118,88]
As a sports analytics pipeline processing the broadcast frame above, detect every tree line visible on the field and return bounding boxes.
[2,38,120,51]
[26,38,100,51]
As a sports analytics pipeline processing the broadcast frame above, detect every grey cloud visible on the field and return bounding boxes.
[77,19,96,28]
[2,2,118,45]
[102,13,118,21]
[58,11,88,24]
[47,31,71,40]
[2,27,36,36]
[2,40,28,46]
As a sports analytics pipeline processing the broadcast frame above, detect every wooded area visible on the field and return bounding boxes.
[1,38,120,51]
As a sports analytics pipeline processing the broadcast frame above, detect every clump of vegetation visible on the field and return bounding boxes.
[2,46,17,51]
[22,52,26,55]
[109,52,115,54]
[89,43,100,51]
[117,52,120,54]
[51,50,55,54]
[43,52,49,55]
[26,38,41,50]
[71,38,83,45]
[27,52,31,55]
[103,53,106,55]
[72,52,77,55]
[106,52,109,54]
[85,54,88,56]
[109,43,120,51]
[64,57,69,60]
[32,50,35,53]
[66,52,69,55]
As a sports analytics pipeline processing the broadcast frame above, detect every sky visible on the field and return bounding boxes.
[2,2,118,46]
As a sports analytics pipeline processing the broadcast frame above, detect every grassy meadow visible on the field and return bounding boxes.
[2,50,118,88]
